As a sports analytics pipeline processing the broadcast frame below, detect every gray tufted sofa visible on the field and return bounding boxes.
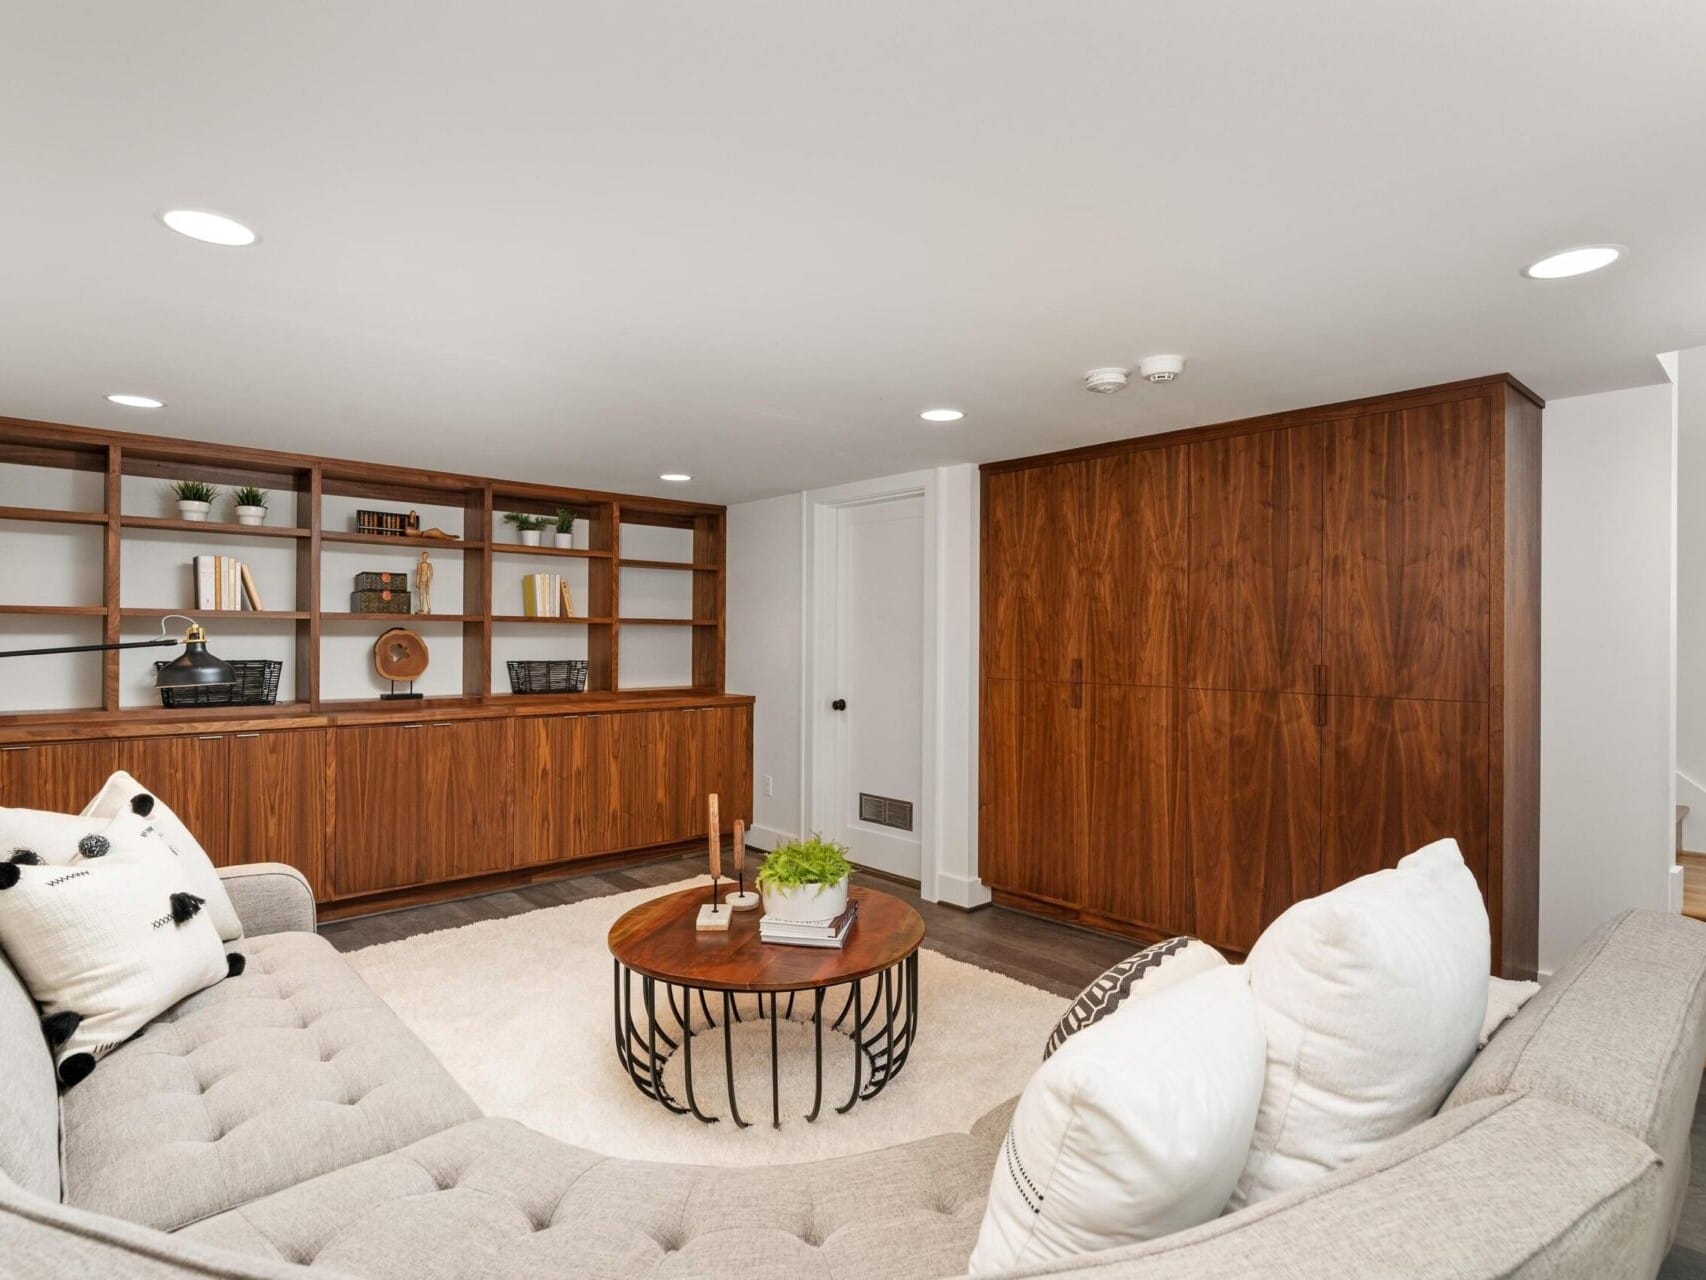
[2,865,1705,1280]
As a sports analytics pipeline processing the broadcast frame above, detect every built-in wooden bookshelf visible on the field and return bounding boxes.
[0,415,728,720]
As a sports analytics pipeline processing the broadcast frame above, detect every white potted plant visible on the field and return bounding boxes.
[552,507,579,549]
[756,835,852,923]
[503,512,548,546]
[169,479,218,522]
[232,485,269,526]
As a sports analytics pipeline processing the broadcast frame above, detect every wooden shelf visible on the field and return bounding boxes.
[491,544,613,559]
[0,604,106,616]
[618,559,720,571]
[121,516,311,539]
[0,506,107,526]
[119,608,309,620]
[619,618,718,627]
[491,615,614,624]
[321,532,480,550]
[321,612,480,623]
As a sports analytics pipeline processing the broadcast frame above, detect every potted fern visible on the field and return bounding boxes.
[503,512,549,546]
[552,507,582,549]
[756,834,853,923]
[168,479,219,522]
[232,485,269,526]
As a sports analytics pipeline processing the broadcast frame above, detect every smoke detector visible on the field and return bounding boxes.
[1083,367,1130,395]
[1138,354,1186,383]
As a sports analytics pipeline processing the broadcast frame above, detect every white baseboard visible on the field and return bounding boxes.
[934,869,992,910]
[1671,864,1687,914]
[745,823,796,854]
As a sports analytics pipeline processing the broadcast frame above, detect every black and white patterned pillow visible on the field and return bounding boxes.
[1044,936,1225,1058]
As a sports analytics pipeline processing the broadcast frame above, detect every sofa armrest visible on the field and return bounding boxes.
[217,863,317,936]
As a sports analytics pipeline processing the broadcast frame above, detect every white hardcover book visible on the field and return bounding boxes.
[194,556,215,610]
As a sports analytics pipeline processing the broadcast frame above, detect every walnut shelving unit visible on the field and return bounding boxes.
[0,416,727,722]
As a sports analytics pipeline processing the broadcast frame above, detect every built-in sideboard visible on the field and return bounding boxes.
[979,375,1541,977]
[0,416,751,917]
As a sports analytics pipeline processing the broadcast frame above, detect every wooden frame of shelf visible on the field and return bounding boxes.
[0,415,728,724]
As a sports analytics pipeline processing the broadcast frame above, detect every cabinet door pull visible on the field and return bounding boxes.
[1070,657,1083,684]
[431,721,453,728]
[401,723,425,730]
[1071,682,1082,710]
[234,732,263,739]
[1,744,30,752]
[197,734,225,742]
[1314,664,1328,727]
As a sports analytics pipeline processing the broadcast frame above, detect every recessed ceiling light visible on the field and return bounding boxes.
[659,473,692,483]
[1522,245,1622,279]
[920,408,964,422]
[160,209,258,247]
[107,394,164,409]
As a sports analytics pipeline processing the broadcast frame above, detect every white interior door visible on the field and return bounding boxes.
[827,495,925,881]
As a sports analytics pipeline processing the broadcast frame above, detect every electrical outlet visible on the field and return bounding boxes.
[762,774,774,797]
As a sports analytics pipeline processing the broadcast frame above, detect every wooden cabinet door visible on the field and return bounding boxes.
[983,464,1085,682]
[561,713,619,858]
[1186,426,1324,694]
[0,740,117,813]
[116,734,232,862]
[1084,448,1187,687]
[1084,684,1182,933]
[437,719,518,879]
[1322,695,1490,893]
[1325,400,1492,702]
[701,704,752,828]
[512,716,561,864]
[612,711,669,850]
[978,679,1087,907]
[328,724,436,896]
[1182,689,1322,954]
[227,730,326,894]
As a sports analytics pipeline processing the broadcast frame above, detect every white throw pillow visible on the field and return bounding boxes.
[970,964,1266,1274]
[1045,935,1225,1058]
[0,805,116,865]
[1230,837,1489,1209]
[0,832,236,1087]
[82,771,243,941]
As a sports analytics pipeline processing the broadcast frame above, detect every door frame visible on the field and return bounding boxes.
[803,470,941,901]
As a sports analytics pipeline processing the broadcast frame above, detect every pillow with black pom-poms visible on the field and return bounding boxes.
[81,772,243,941]
[0,831,230,1088]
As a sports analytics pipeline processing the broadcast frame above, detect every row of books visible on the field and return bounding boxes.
[520,573,576,618]
[759,900,859,949]
[192,555,264,611]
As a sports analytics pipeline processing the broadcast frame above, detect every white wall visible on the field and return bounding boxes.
[725,492,806,849]
[1674,346,1706,848]
[1540,378,1678,972]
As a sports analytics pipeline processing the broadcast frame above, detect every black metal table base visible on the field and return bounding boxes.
[612,953,920,1128]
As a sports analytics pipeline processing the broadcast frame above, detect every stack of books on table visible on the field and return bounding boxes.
[759,900,859,949]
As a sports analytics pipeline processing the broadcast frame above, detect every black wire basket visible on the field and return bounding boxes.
[507,659,588,695]
[156,658,283,708]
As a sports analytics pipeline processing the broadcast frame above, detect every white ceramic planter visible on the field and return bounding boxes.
[234,505,267,526]
[552,529,574,549]
[760,876,849,924]
[519,529,542,546]
[177,500,211,522]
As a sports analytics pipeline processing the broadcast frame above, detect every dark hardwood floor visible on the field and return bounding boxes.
[318,852,1136,998]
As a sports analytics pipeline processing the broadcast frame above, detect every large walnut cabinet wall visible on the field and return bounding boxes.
[979,376,1541,977]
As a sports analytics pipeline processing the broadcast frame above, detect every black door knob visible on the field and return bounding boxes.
[831,698,847,711]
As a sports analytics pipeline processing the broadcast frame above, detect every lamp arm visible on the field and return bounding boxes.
[0,614,203,661]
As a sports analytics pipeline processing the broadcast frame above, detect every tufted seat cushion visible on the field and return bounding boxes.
[179,1106,1012,1280]
[60,930,480,1233]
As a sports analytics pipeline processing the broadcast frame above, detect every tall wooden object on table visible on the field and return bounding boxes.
[979,375,1542,977]
[726,818,759,910]
[695,793,729,931]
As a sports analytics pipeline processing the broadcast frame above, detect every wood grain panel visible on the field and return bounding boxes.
[977,679,1086,906]
[1322,695,1490,893]
[1183,689,1321,953]
[613,710,669,849]
[1325,400,1492,701]
[981,465,1083,681]
[563,713,619,857]
[1084,447,1187,686]
[1186,426,1323,693]
[1084,683,1181,932]
[326,723,439,895]
[115,734,232,862]
[0,739,117,813]
[228,730,326,892]
[440,718,517,878]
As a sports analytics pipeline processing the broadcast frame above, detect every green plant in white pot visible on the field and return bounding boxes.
[756,835,852,923]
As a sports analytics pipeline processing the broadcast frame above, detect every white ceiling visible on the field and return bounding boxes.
[3,2,1704,504]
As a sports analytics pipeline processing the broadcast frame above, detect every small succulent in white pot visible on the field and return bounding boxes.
[504,511,549,546]
[756,835,853,923]
[552,506,580,549]
[169,479,218,521]
[232,485,269,526]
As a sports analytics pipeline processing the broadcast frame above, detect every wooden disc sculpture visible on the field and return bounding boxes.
[373,627,429,698]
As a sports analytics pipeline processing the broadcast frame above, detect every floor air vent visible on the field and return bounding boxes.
[859,793,914,831]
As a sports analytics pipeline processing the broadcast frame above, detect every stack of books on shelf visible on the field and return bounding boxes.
[521,573,575,618]
[192,555,264,610]
[759,899,859,949]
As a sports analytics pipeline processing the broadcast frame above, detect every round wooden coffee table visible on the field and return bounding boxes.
[608,884,924,1128]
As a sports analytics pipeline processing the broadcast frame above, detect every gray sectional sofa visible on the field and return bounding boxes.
[2,863,1704,1279]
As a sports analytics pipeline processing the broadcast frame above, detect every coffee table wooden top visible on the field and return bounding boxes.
[608,884,924,993]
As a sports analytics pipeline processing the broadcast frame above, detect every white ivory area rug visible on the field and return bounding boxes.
[345,876,1066,1165]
